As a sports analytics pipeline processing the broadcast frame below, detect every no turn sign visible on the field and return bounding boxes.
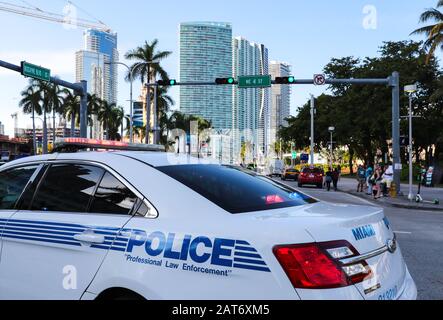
[314,74,326,86]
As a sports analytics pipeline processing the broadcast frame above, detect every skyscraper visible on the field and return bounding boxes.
[269,61,292,148]
[76,29,118,138]
[232,37,270,163]
[179,22,233,130]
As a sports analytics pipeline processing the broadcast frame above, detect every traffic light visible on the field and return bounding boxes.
[275,76,295,84]
[157,79,177,86]
[215,77,235,85]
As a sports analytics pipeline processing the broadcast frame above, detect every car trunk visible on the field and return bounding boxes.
[302,203,407,300]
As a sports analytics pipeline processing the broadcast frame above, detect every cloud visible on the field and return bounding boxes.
[0,50,76,78]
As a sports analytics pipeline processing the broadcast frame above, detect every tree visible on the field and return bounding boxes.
[125,39,172,143]
[30,80,63,153]
[280,40,443,171]
[98,100,117,140]
[62,90,80,137]
[411,0,443,63]
[87,94,102,138]
[19,80,42,154]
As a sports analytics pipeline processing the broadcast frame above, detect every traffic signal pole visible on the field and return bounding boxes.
[150,72,401,194]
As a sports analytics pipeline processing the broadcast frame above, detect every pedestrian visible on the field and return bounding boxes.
[381,163,394,197]
[325,168,333,192]
[373,166,384,199]
[366,163,374,196]
[357,164,366,193]
[332,168,340,191]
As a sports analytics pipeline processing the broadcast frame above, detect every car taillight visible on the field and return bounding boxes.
[273,241,371,289]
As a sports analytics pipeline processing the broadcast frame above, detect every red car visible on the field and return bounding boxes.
[298,167,324,188]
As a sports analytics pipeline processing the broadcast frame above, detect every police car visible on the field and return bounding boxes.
[0,138,417,300]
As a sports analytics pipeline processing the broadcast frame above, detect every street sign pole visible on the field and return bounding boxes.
[310,95,315,166]
[390,72,401,196]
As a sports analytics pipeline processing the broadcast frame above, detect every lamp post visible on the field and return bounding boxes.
[105,62,144,143]
[405,84,417,201]
[329,126,335,170]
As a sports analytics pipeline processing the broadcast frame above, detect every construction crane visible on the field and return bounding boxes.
[0,1,111,32]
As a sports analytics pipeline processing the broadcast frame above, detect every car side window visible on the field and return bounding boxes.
[0,166,38,210]
[31,164,104,213]
[89,172,138,215]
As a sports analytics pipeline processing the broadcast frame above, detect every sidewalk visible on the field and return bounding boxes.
[338,178,443,212]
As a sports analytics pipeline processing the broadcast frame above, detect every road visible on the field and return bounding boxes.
[276,178,443,300]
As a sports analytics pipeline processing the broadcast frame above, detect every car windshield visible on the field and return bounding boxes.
[157,164,317,214]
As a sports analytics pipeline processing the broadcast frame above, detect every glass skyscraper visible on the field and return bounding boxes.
[232,37,270,163]
[75,29,118,138]
[179,22,233,130]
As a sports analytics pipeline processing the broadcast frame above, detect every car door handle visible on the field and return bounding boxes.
[74,232,105,244]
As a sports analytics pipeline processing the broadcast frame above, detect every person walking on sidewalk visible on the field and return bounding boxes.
[332,168,340,191]
[366,163,374,195]
[325,168,333,192]
[357,164,367,193]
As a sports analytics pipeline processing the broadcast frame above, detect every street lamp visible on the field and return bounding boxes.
[405,84,417,201]
[328,126,335,169]
[105,61,144,143]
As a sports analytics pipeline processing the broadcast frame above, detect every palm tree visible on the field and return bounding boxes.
[62,90,80,137]
[411,0,443,63]
[98,100,117,140]
[125,39,172,143]
[87,94,102,138]
[19,80,42,155]
[108,106,125,141]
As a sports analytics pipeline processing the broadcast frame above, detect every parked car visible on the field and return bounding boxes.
[298,167,324,188]
[281,168,300,181]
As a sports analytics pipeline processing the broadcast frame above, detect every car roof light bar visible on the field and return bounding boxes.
[53,138,165,153]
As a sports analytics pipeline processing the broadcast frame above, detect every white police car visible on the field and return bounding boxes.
[0,138,417,300]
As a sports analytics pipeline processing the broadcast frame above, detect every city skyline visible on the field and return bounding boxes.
[0,0,435,136]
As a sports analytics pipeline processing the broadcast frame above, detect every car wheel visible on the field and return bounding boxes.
[281,177,286,181]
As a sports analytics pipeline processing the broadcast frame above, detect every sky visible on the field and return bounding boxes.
[0,0,438,136]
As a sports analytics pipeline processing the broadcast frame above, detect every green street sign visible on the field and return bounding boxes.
[238,75,272,88]
[21,61,51,82]
[292,152,298,160]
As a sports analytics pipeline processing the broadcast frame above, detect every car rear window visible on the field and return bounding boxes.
[302,168,323,174]
[157,165,317,214]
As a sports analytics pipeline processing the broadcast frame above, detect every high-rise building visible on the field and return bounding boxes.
[76,29,118,138]
[232,37,270,163]
[179,22,233,130]
[269,61,292,148]
[0,121,4,136]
